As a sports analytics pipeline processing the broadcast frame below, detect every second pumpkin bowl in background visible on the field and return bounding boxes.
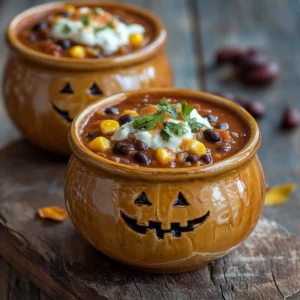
[3,1,173,156]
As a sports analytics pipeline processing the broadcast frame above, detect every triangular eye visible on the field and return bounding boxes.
[134,192,152,206]
[60,82,74,94]
[173,192,190,207]
[88,83,103,95]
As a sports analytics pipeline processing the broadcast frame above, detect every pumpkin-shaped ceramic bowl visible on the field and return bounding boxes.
[65,89,265,274]
[3,2,172,156]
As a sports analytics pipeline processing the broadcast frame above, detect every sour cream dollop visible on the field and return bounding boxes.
[51,10,145,54]
[111,109,212,153]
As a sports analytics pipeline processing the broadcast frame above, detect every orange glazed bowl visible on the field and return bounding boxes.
[65,89,265,274]
[3,2,173,156]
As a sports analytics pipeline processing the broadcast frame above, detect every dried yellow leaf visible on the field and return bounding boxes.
[38,206,68,221]
[265,183,296,206]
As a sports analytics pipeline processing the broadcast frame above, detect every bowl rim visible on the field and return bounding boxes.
[6,1,167,71]
[70,89,261,181]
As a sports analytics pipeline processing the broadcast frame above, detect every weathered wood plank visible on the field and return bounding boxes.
[195,0,300,234]
[0,141,300,300]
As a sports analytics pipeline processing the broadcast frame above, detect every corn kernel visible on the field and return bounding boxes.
[88,137,111,152]
[69,46,86,58]
[100,120,120,135]
[51,15,62,26]
[65,4,76,14]
[129,33,144,47]
[187,139,206,157]
[123,110,139,117]
[155,148,176,165]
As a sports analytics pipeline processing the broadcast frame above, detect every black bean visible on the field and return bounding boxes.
[105,107,119,115]
[86,132,98,140]
[185,155,198,165]
[134,152,151,166]
[238,50,269,70]
[234,98,249,108]
[216,122,229,130]
[56,39,72,49]
[215,47,246,65]
[239,61,280,85]
[217,144,232,152]
[245,101,266,118]
[118,114,133,126]
[204,129,222,143]
[205,114,218,123]
[200,153,213,164]
[135,140,149,151]
[113,142,135,155]
[281,107,300,129]
[32,21,48,32]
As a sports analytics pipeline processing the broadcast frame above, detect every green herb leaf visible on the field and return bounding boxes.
[181,101,194,121]
[188,118,206,133]
[157,98,180,120]
[160,122,188,141]
[133,111,165,131]
[92,8,102,15]
[80,14,90,26]
[94,26,107,34]
[61,24,71,35]
[160,128,171,141]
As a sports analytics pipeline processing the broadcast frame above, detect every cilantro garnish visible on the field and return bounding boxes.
[188,118,206,133]
[61,24,71,35]
[132,111,165,131]
[94,26,107,34]
[160,122,188,141]
[157,98,181,120]
[92,8,101,15]
[133,98,207,136]
[80,14,90,26]
[181,101,206,133]
[181,101,194,121]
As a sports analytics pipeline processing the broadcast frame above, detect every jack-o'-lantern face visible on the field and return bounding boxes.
[112,181,219,244]
[50,80,103,123]
[120,192,210,239]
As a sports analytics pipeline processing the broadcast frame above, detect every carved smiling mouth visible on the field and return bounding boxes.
[121,211,210,239]
[51,102,73,123]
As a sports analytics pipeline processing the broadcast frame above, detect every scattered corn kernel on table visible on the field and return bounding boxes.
[1,0,300,299]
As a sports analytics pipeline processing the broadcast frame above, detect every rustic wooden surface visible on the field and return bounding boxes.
[0,0,300,299]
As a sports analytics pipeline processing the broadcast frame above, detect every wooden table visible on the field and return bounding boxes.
[0,0,299,299]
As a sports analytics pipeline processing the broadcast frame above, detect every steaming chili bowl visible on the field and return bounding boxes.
[65,89,265,274]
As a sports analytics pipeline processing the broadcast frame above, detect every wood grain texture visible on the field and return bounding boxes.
[0,0,300,299]
[0,141,300,300]
[194,0,300,233]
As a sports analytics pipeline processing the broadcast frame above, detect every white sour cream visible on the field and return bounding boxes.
[51,16,145,54]
[111,109,212,153]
